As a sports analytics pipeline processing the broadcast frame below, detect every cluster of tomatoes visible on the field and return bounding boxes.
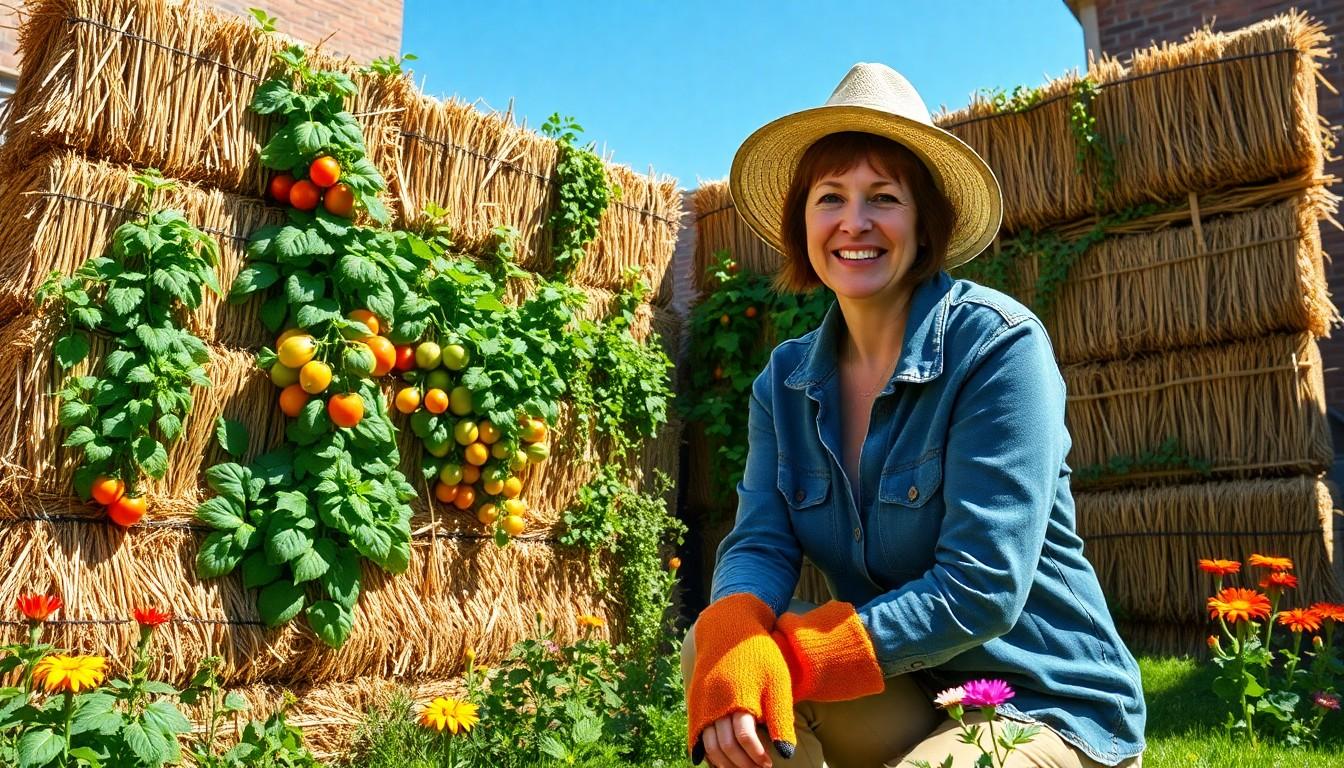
[90,475,146,528]
[268,155,355,218]
[393,341,551,538]
[269,309,398,428]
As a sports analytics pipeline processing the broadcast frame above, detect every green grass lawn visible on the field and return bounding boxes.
[344,655,1344,767]
[1137,656,1344,768]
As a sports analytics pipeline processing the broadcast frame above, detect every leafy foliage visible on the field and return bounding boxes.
[1070,76,1118,198]
[1073,437,1212,487]
[540,114,611,275]
[35,169,219,500]
[679,251,831,504]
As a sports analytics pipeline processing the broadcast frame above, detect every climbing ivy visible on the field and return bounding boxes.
[1073,437,1212,486]
[541,114,613,276]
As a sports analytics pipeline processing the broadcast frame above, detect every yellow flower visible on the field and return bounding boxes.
[578,614,606,630]
[420,696,479,734]
[33,655,105,693]
[464,647,476,663]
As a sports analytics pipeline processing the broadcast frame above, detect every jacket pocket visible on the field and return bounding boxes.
[777,464,831,510]
[878,450,943,508]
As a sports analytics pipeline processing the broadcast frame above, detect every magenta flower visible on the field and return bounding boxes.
[962,678,1015,708]
[1313,692,1340,711]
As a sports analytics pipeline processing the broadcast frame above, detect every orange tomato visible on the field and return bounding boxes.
[461,464,481,485]
[348,309,380,336]
[91,476,125,505]
[477,503,499,525]
[328,393,365,428]
[719,314,730,326]
[275,327,306,349]
[395,387,421,414]
[745,306,758,318]
[289,179,320,211]
[502,476,523,499]
[434,482,458,504]
[364,336,397,377]
[268,173,295,203]
[521,419,547,444]
[452,485,476,510]
[502,515,526,536]
[323,182,355,217]
[279,384,310,417]
[309,156,342,188]
[106,495,146,527]
[423,388,449,414]
[483,477,505,496]
[477,420,501,444]
[464,442,489,466]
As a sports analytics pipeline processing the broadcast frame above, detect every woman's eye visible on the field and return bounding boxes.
[816,193,842,204]
[872,193,899,203]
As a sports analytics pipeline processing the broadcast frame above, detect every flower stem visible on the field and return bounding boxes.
[62,690,74,760]
[985,711,1006,767]
[21,621,41,693]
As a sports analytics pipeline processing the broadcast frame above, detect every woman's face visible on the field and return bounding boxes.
[804,157,920,305]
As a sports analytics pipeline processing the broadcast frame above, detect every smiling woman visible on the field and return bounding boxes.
[683,63,1147,768]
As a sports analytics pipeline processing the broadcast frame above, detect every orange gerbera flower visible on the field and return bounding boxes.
[1208,588,1271,623]
[1278,608,1323,634]
[132,605,172,628]
[1249,554,1294,571]
[16,594,62,623]
[1198,559,1241,576]
[1310,603,1344,623]
[1259,571,1299,591]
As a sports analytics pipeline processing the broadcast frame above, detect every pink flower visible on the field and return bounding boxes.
[962,679,1015,708]
[1313,692,1340,711]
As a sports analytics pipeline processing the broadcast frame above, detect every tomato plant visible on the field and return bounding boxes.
[35,169,220,515]
[540,114,611,276]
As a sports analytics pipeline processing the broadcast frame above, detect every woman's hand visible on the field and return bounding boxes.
[699,711,773,768]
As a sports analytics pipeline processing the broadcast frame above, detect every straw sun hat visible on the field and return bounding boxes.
[729,62,1003,270]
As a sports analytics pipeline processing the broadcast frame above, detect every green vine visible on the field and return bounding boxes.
[679,251,831,507]
[541,114,613,276]
[1070,77,1118,198]
[1073,437,1212,486]
[35,169,220,509]
[973,84,1049,114]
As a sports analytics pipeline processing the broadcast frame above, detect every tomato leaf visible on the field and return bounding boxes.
[229,263,280,303]
[205,463,251,505]
[320,547,361,608]
[250,79,294,115]
[216,417,249,458]
[266,526,312,565]
[292,538,336,583]
[197,496,245,530]
[293,120,332,155]
[53,333,90,369]
[157,413,183,442]
[196,530,244,578]
[260,292,289,332]
[256,580,305,626]
[17,728,62,768]
[307,600,353,648]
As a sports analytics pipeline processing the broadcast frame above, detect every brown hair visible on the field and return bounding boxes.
[775,131,956,293]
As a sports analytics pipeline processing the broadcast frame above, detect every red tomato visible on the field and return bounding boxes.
[289,180,320,211]
[393,344,417,372]
[268,174,295,203]
[309,156,342,188]
[323,183,355,217]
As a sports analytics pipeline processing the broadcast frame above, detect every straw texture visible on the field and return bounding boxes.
[1063,332,1331,490]
[1075,476,1338,624]
[2,0,412,206]
[689,180,783,295]
[0,509,614,688]
[0,312,286,503]
[397,95,682,303]
[935,11,1332,233]
[0,150,283,350]
[1015,190,1338,364]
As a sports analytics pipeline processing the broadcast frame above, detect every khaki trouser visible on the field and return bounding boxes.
[681,602,1141,768]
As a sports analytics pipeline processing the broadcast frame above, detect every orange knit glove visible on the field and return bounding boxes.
[687,593,797,763]
[771,600,885,702]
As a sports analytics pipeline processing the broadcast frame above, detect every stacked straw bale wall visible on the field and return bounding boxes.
[679,11,1343,645]
[937,12,1332,234]
[0,0,688,730]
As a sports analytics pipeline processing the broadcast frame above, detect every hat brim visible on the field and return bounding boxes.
[729,105,1003,271]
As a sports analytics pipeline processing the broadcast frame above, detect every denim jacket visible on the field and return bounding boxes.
[710,271,1146,765]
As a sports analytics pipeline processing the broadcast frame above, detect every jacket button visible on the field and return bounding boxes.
[853,527,862,541]
[911,661,925,670]
[794,490,806,503]
[907,486,919,502]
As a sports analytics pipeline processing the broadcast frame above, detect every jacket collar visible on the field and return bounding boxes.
[784,270,952,392]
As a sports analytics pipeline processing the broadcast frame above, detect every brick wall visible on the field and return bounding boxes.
[1092,0,1344,410]
[0,0,403,73]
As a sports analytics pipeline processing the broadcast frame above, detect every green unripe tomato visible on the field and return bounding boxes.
[449,386,474,416]
[525,441,550,463]
[270,363,300,388]
[415,341,443,370]
[425,369,453,391]
[438,463,464,486]
[442,344,470,371]
[425,437,452,458]
[509,449,529,472]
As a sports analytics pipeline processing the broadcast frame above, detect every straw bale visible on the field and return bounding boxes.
[935,11,1332,232]
[398,95,682,299]
[1063,332,1331,490]
[2,0,412,206]
[1015,191,1338,364]
[1076,476,1339,624]
[0,150,283,350]
[0,508,614,688]
[689,180,783,294]
[0,312,285,506]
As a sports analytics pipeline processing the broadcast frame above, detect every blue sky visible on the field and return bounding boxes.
[401,2,1085,188]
